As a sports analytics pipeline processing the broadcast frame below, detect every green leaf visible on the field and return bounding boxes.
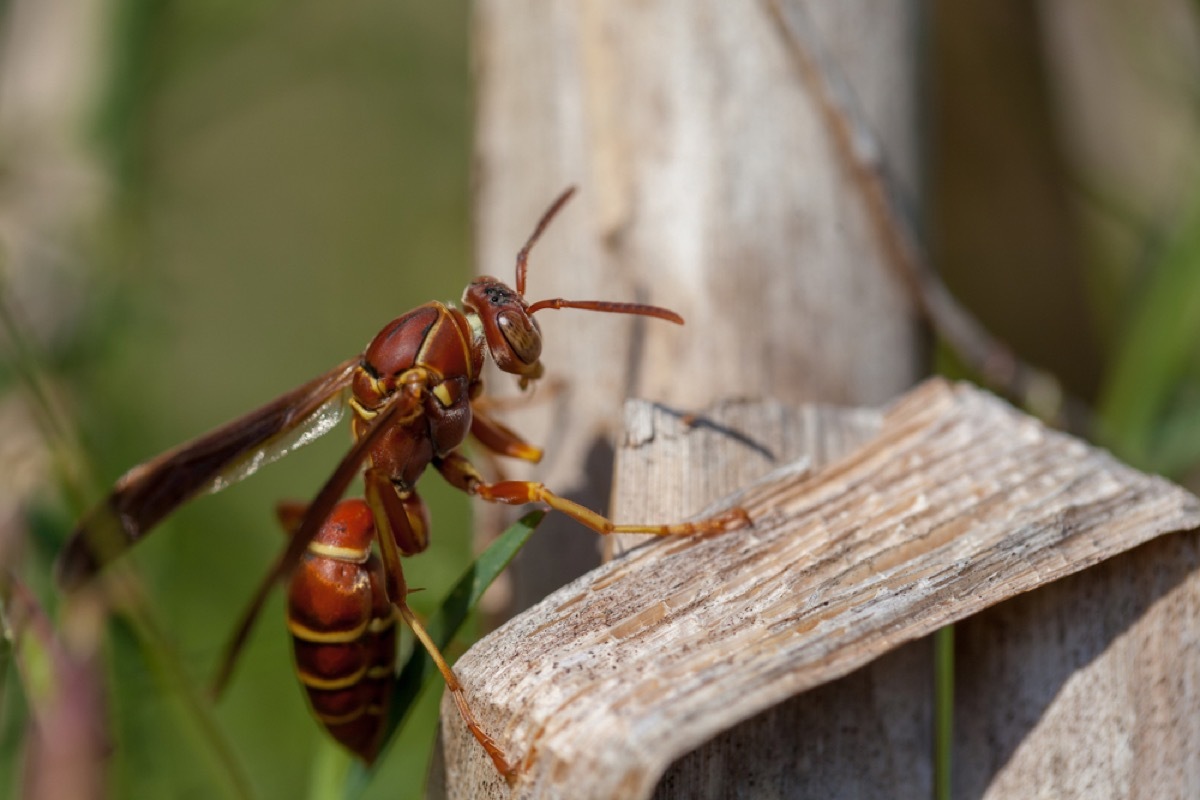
[0,586,28,755]
[307,736,353,800]
[342,510,544,798]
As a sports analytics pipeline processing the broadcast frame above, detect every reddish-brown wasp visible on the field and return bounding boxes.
[56,188,750,778]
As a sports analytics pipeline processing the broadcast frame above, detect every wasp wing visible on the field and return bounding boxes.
[211,387,415,696]
[56,357,359,589]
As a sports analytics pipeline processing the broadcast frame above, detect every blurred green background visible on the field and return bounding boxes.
[3,1,473,798]
[2,1,1200,798]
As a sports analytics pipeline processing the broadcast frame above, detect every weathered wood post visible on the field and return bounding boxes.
[437,3,1200,798]
[436,379,1200,798]
[452,1,924,796]
[469,0,921,618]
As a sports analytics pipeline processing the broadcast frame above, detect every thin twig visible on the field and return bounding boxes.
[764,0,1091,433]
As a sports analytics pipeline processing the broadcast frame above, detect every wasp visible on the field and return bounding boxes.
[57,188,750,777]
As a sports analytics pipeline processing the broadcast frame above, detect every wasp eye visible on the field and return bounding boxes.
[496,309,542,364]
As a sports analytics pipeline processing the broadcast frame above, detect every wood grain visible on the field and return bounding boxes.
[470,0,921,613]
[436,379,1200,798]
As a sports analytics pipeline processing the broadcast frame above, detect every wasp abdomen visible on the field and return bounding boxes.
[287,500,396,763]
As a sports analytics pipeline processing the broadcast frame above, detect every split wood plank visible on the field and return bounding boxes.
[613,394,927,799]
[436,379,1200,798]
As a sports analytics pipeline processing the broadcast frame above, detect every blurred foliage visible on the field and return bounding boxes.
[929,4,1200,797]
[91,1,474,795]
[5,0,475,797]
[1095,187,1200,473]
[930,0,1200,484]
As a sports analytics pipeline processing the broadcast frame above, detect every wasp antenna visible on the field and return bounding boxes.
[515,186,578,296]
[526,298,684,325]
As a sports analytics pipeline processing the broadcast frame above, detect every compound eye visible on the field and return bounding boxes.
[496,309,542,364]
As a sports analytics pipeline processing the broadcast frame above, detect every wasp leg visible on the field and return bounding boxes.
[394,589,515,782]
[362,470,516,782]
[468,376,567,465]
[469,404,543,464]
[364,469,430,554]
[435,452,752,536]
[275,501,309,535]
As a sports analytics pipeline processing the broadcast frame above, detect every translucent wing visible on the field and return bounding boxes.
[56,357,358,589]
[202,390,347,494]
[211,388,415,696]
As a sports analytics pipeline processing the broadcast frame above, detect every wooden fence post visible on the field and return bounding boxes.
[469,0,921,617]
[435,381,1200,797]
[447,3,1200,797]
[460,1,922,795]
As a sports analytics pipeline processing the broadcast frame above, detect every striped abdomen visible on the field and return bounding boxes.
[286,500,396,762]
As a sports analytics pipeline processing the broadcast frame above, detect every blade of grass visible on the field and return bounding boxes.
[341,510,544,798]
[1096,191,1200,473]
[0,292,91,515]
[307,736,352,800]
[0,613,22,797]
[1145,390,1200,475]
[933,625,954,800]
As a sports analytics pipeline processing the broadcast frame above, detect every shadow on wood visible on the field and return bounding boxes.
[955,533,1200,796]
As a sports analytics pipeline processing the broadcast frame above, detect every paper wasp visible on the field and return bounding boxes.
[56,187,750,777]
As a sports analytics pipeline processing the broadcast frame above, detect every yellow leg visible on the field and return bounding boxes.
[394,598,515,782]
[469,404,544,464]
[436,452,751,537]
[363,476,516,782]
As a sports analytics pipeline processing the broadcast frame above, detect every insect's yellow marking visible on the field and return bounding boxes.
[466,309,485,346]
[368,613,396,633]
[298,663,369,691]
[456,308,477,379]
[314,706,368,726]
[414,309,450,379]
[365,664,394,680]
[348,396,376,421]
[306,541,370,563]
[432,382,455,407]
[288,617,370,644]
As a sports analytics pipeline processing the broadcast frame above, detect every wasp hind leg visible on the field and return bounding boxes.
[362,468,517,782]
